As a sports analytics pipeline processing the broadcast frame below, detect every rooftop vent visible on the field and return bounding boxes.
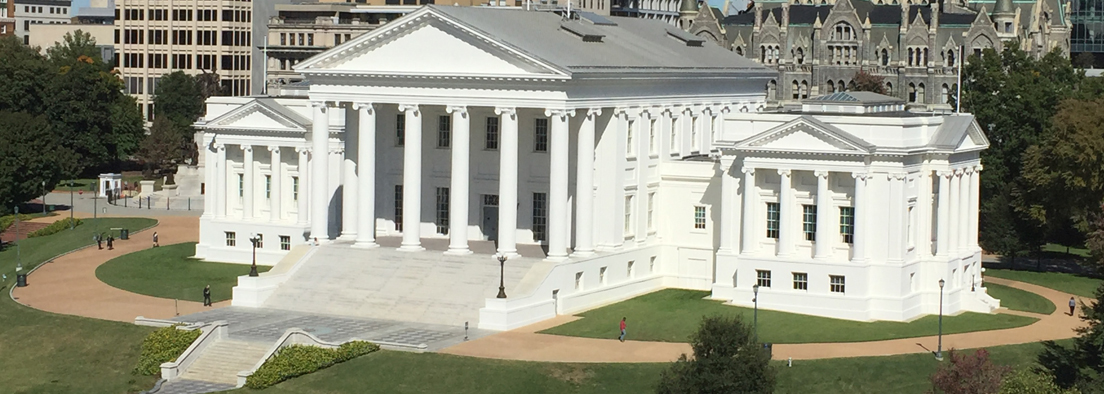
[561,21,605,42]
[577,11,617,26]
[666,26,704,47]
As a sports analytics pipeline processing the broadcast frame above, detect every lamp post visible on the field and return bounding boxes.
[936,278,945,361]
[752,284,760,343]
[14,206,22,273]
[248,233,260,277]
[69,180,75,229]
[42,181,46,214]
[496,254,508,299]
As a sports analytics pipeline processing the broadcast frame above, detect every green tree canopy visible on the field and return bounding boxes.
[0,111,72,213]
[0,36,50,114]
[46,30,103,67]
[138,117,186,175]
[1023,98,1104,235]
[999,368,1081,394]
[655,315,775,394]
[44,55,125,175]
[1038,282,1104,393]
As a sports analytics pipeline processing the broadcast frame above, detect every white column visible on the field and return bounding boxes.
[446,105,471,255]
[548,109,571,260]
[242,145,254,220]
[948,169,961,254]
[495,107,519,257]
[917,170,933,257]
[216,144,227,219]
[203,141,216,219]
[340,116,359,240]
[936,170,951,256]
[741,167,758,255]
[398,104,423,251]
[969,165,982,250]
[851,172,867,262]
[354,103,378,248]
[310,101,330,240]
[889,173,907,262]
[269,146,282,222]
[958,168,970,253]
[718,158,738,254]
[573,108,599,257]
[296,148,309,226]
[777,169,795,256]
[814,170,832,259]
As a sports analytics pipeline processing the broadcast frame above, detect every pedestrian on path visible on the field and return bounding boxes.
[152,232,159,248]
[619,317,627,342]
[106,235,114,250]
[1069,297,1077,316]
[95,234,102,250]
[203,285,211,307]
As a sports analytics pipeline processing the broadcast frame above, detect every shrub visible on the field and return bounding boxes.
[999,368,1081,394]
[245,341,380,389]
[133,325,201,376]
[27,217,82,238]
[0,213,35,233]
[930,349,1011,394]
[656,315,775,394]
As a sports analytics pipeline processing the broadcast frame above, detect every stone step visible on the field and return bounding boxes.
[180,340,271,386]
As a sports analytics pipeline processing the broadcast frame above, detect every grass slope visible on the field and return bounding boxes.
[96,242,269,303]
[0,217,159,394]
[245,340,1068,394]
[540,289,1038,343]
[985,283,1057,315]
[986,269,1103,298]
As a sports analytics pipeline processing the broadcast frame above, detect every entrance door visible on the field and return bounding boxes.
[482,194,499,242]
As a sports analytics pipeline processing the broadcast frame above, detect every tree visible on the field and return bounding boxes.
[1038,283,1104,393]
[999,368,1082,394]
[1074,52,1096,69]
[852,69,887,95]
[137,117,186,176]
[0,36,50,114]
[154,71,207,166]
[44,55,123,176]
[655,315,775,394]
[0,111,72,213]
[109,94,147,163]
[930,349,1011,394]
[46,30,103,67]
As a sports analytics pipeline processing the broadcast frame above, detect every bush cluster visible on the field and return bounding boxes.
[27,217,82,238]
[245,341,380,389]
[133,325,202,376]
[0,213,36,233]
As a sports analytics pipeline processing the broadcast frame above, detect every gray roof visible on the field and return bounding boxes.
[930,114,975,149]
[806,91,904,104]
[429,5,771,76]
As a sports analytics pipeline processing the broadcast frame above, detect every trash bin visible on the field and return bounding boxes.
[120,229,129,240]
[16,274,27,287]
[762,343,773,358]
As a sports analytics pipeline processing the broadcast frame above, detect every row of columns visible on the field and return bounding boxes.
[202,141,305,223]
[308,102,601,261]
[936,166,982,255]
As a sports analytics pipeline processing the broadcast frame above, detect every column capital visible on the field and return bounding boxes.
[215,143,226,152]
[890,172,908,180]
[974,164,984,172]
[240,145,253,153]
[296,146,310,154]
[446,105,469,116]
[268,146,281,153]
[544,108,574,118]
[777,168,791,177]
[494,106,516,117]
[962,167,974,175]
[936,170,954,178]
[742,166,756,175]
[814,170,829,178]
[585,108,603,118]
[311,101,329,109]
[398,103,420,114]
[953,168,965,176]
[851,172,868,180]
[329,148,344,155]
[720,105,733,114]
[352,102,374,111]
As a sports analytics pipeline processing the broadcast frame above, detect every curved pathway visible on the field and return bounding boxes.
[11,214,227,323]
[441,278,1091,362]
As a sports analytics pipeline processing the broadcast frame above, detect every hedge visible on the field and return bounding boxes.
[27,217,82,238]
[134,325,202,376]
[0,213,35,233]
[245,341,380,389]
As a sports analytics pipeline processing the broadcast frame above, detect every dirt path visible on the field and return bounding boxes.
[442,278,1090,362]
[11,215,228,323]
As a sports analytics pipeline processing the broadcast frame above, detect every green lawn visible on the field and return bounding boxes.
[242,340,1068,394]
[96,242,269,303]
[986,269,1103,298]
[1041,243,1090,258]
[539,289,1038,344]
[985,283,1057,315]
[0,217,159,394]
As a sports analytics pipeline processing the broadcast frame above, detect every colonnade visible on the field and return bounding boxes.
[202,141,309,224]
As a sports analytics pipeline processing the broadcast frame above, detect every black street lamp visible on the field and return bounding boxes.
[752,283,760,343]
[496,254,508,299]
[14,206,22,273]
[936,278,945,361]
[248,234,260,277]
[69,180,75,229]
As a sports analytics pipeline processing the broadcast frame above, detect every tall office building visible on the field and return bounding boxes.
[114,0,253,121]
[14,0,71,44]
[1071,0,1103,66]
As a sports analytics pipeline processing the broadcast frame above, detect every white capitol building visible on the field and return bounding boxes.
[193,5,998,331]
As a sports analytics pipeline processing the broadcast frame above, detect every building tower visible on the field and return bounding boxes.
[679,0,698,30]
[992,0,1016,39]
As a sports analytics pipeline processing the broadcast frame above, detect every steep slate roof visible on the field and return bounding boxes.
[428,5,770,75]
[724,1,980,27]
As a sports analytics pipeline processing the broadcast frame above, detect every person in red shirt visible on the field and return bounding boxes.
[619,317,627,342]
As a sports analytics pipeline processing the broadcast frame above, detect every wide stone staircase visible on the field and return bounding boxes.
[179,339,269,386]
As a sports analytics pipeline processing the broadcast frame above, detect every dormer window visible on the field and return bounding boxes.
[832,23,854,41]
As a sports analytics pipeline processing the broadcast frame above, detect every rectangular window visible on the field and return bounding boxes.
[628,261,635,278]
[265,175,271,199]
[647,192,656,231]
[626,120,635,156]
[292,177,299,201]
[693,206,706,229]
[649,256,656,273]
[225,232,236,247]
[793,272,808,290]
[830,275,846,293]
[670,118,678,153]
[907,205,915,249]
[533,192,548,242]
[436,187,449,235]
[485,117,499,150]
[575,272,583,290]
[394,185,403,231]
[280,235,291,251]
[255,234,264,249]
[766,202,780,239]
[238,174,244,197]
[437,115,451,148]
[756,270,772,288]
[395,114,405,146]
[803,205,817,241]
[534,118,548,152]
[649,119,657,155]
[624,195,634,234]
[280,33,286,45]
[840,207,855,244]
[600,266,607,285]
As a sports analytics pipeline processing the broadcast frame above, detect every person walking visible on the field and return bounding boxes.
[95,233,102,250]
[203,285,212,307]
[106,235,114,250]
[1069,297,1077,316]
[619,317,627,342]
[152,232,159,248]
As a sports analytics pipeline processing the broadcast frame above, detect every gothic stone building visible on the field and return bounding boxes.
[683,0,1072,109]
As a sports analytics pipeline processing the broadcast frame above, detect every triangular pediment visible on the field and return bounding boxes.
[955,121,989,151]
[205,99,310,133]
[733,116,873,155]
[297,8,566,78]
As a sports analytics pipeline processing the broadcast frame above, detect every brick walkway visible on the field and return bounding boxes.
[11,214,224,322]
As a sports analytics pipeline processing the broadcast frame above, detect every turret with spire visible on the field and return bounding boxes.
[679,0,699,30]
[992,0,1016,37]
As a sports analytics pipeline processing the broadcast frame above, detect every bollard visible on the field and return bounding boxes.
[188,198,191,210]
[147,196,151,209]
[464,321,469,341]
[167,197,170,210]
[138,196,142,209]
[124,195,127,207]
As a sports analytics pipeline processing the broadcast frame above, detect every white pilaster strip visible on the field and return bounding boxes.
[936,170,951,256]
[741,167,758,255]
[242,145,254,220]
[851,172,868,262]
[573,108,599,257]
[495,107,518,257]
[814,170,832,259]
[269,146,282,222]
[777,169,795,257]
[547,108,571,260]
[310,101,330,241]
